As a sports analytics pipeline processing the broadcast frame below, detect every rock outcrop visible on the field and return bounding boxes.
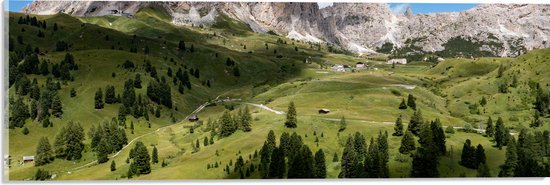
[22,1,550,56]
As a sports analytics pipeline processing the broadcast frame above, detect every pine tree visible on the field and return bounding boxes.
[393,115,404,136]
[268,147,285,178]
[279,132,290,157]
[240,106,252,132]
[495,117,507,149]
[398,98,407,109]
[35,137,53,166]
[408,109,423,135]
[411,123,439,177]
[460,139,477,169]
[430,119,446,155]
[130,141,151,174]
[111,160,116,171]
[285,101,297,128]
[407,94,416,110]
[51,95,63,118]
[95,88,104,109]
[288,145,314,178]
[475,144,486,165]
[151,146,159,164]
[203,137,209,147]
[498,137,517,177]
[338,116,346,132]
[314,149,327,178]
[219,111,235,137]
[378,131,390,178]
[477,163,491,177]
[480,96,488,107]
[97,139,109,164]
[399,130,416,154]
[341,137,360,178]
[485,117,494,137]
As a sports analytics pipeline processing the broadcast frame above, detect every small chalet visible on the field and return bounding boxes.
[188,115,199,122]
[318,109,330,114]
[356,62,367,68]
[387,58,407,65]
[22,156,34,163]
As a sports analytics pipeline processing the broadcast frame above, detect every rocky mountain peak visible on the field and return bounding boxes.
[20,1,550,57]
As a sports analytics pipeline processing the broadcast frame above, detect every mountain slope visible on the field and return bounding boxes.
[23,1,550,56]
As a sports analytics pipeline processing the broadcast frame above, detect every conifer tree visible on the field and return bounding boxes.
[339,116,346,132]
[240,106,252,132]
[393,115,404,136]
[97,139,109,164]
[485,117,494,137]
[35,137,53,166]
[495,117,507,149]
[285,101,297,128]
[430,119,446,155]
[399,130,416,154]
[341,137,360,178]
[407,94,416,110]
[111,160,116,171]
[408,109,423,135]
[477,162,491,177]
[51,95,63,118]
[95,88,104,109]
[498,137,517,177]
[314,149,327,178]
[149,146,158,164]
[268,147,285,178]
[399,98,407,109]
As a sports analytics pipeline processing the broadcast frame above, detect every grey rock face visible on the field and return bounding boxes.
[22,1,550,56]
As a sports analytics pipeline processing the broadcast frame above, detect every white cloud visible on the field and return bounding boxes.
[389,3,409,14]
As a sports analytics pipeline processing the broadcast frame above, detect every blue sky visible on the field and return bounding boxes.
[6,1,478,14]
[6,0,32,12]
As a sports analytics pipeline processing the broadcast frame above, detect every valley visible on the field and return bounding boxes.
[6,2,550,180]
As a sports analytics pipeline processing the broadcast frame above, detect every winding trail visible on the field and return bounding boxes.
[67,95,233,173]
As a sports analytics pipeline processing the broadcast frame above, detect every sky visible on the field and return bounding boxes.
[6,0,478,14]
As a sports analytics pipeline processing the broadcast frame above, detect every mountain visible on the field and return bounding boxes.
[22,1,550,57]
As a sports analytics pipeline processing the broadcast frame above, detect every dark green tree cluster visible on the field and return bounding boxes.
[9,97,29,128]
[89,120,128,163]
[17,15,47,29]
[146,78,172,108]
[533,83,550,116]
[127,141,151,178]
[459,139,486,169]
[54,121,84,160]
[33,169,51,181]
[175,67,192,90]
[410,119,447,177]
[340,131,389,178]
[217,106,253,138]
[499,130,550,177]
[258,130,326,179]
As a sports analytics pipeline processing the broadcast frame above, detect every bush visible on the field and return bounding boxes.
[22,127,29,135]
[390,89,401,96]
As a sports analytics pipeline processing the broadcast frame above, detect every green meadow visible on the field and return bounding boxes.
[6,6,550,180]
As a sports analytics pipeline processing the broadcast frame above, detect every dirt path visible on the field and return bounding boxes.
[67,96,231,173]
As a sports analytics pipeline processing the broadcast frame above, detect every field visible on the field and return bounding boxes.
[6,6,550,180]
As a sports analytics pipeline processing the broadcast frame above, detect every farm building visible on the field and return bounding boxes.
[188,115,199,122]
[387,58,407,65]
[22,156,34,163]
[318,109,331,114]
[356,62,367,68]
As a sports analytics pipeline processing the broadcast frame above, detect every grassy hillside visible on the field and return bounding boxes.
[7,6,550,180]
